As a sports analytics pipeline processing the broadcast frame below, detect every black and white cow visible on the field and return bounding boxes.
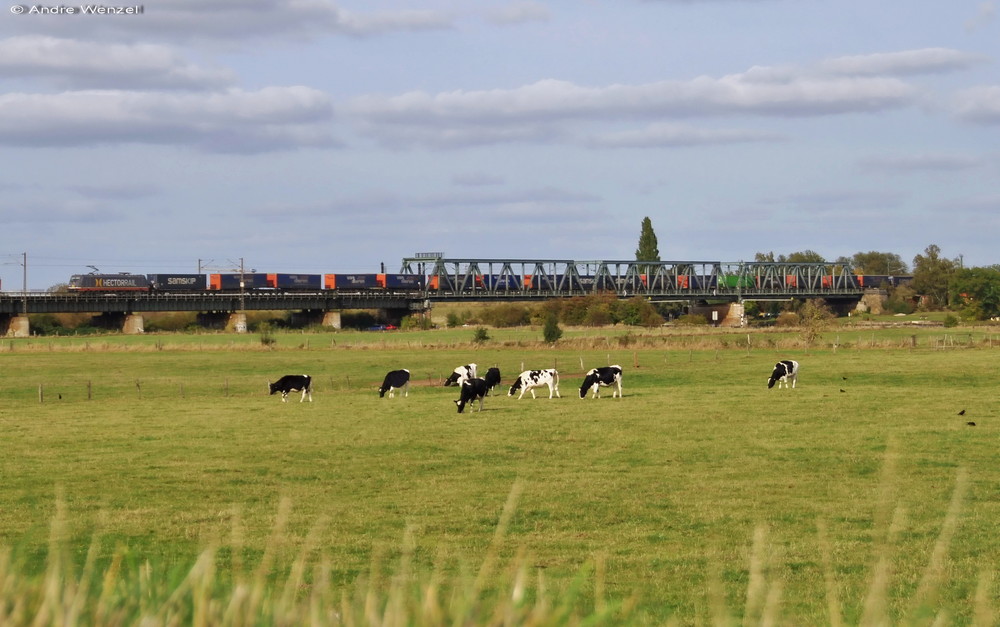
[483,367,502,395]
[508,369,560,400]
[269,374,313,402]
[454,377,489,413]
[379,369,410,398]
[444,363,477,386]
[767,360,799,389]
[579,365,623,399]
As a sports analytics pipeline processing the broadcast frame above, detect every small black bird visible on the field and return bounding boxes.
[958,409,966,416]
[842,377,848,381]
[967,421,976,427]
[839,389,846,393]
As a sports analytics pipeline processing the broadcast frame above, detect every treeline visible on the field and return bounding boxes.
[757,244,1000,320]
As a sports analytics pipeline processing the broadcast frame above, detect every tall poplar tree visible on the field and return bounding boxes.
[635,217,660,269]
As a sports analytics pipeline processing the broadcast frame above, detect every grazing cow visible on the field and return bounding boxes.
[454,377,489,413]
[579,365,623,399]
[269,374,313,402]
[444,363,477,386]
[483,367,502,395]
[508,369,561,400]
[379,369,410,398]
[767,360,799,389]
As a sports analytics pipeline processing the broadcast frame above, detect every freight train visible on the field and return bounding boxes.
[67,270,910,295]
[67,273,427,293]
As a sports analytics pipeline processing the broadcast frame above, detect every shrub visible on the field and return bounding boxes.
[480,303,531,327]
[542,314,562,343]
[943,314,959,328]
[775,312,799,327]
[472,326,491,344]
[674,313,708,326]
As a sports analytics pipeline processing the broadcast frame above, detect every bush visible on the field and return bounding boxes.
[472,326,491,344]
[943,314,959,328]
[542,314,562,343]
[674,313,708,326]
[480,303,531,327]
[775,312,799,327]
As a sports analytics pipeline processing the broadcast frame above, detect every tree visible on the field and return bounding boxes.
[635,217,660,274]
[949,266,1000,320]
[911,244,958,309]
[844,251,908,275]
[753,250,825,263]
[542,313,563,343]
[785,250,826,263]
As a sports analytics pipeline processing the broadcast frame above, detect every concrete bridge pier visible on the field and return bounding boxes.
[290,309,342,329]
[229,312,248,333]
[2,315,30,337]
[123,314,145,334]
[691,302,746,327]
[91,312,145,334]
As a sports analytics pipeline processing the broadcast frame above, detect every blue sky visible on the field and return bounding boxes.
[1,0,998,289]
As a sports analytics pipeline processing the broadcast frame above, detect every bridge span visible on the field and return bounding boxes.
[2,258,867,336]
[401,257,866,302]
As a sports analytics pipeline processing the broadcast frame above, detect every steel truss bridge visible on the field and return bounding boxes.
[401,258,866,302]
[0,258,867,318]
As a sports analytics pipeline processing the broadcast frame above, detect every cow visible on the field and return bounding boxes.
[767,360,799,389]
[444,363,477,387]
[379,369,410,398]
[508,369,560,400]
[483,367,502,395]
[269,374,313,402]
[454,377,489,413]
[579,365,623,399]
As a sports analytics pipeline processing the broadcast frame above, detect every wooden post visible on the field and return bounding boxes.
[136,379,142,399]
[87,380,92,400]
[38,384,43,403]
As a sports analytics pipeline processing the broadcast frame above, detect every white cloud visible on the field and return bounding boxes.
[820,48,989,77]
[860,153,984,173]
[347,71,916,148]
[954,85,1000,123]
[487,1,551,25]
[0,87,335,152]
[1,0,455,43]
[0,36,235,90]
[353,74,915,122]
[586,123,782,148]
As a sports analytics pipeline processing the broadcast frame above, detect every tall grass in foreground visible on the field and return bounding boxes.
[2,471,994,626]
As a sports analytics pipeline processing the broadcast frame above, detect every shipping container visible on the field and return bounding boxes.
[269,273,322,290]
[324,274,380,289]
[483,274,521,291]
[378,273,426,289]
[68,273,150,291]
[147,274,207,291]
[208,273,271,291]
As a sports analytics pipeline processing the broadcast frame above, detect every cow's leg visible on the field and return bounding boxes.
[404,382,409,397]
[281,391,289,402]
[530,389,537,399]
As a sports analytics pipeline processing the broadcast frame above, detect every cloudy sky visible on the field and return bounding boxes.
[1,0,998,289]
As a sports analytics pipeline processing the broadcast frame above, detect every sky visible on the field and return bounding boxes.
[1,0,998,290]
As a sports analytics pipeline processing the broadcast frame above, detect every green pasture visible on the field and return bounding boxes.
[0,328,997,624]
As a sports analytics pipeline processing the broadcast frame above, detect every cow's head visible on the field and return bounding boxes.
[767,363,786,388]
[507,379,522,397]
[268,382,278,395]
[579,374,598,398]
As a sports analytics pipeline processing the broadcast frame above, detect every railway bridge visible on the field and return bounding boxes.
[1,258,870,336]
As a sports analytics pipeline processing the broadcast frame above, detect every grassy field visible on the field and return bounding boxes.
[0,325,997,624]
